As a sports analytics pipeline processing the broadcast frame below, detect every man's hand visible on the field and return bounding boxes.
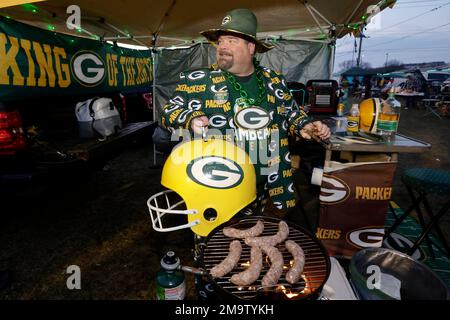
[191,116,209,135]
[299,121,331,140]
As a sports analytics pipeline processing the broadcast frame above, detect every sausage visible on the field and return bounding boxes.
[244,221,289,247]
[285,240,305,284]
[223,220,264,239]
[230,246,263,286]
[261,246,284,287]
[210,240,242,278]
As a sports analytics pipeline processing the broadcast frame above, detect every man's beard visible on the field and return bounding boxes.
[217,52,233,70]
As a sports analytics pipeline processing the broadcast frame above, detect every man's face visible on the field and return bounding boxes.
[216,35,255,74]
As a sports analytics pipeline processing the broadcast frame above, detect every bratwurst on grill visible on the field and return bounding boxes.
[230,245,263,286]
[223,220,264,239]
[261,246,284,287]
[210,240,242,278]
[244,221,289,247]
[285,240,305,284]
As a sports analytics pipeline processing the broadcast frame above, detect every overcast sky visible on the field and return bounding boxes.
[334,0,450,72]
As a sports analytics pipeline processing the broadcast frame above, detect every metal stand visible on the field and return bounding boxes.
[422,98,442,119]
[385,182,450,258]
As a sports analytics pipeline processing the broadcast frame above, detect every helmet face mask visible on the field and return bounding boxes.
[147,139,256,237]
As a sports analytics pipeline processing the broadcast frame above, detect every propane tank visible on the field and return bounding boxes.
[156,251,186,300]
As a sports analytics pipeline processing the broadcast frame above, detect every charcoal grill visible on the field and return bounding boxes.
[198,216,331,300]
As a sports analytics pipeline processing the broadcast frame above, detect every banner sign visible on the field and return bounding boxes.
[0,16,152,101]
[316,161,397,258]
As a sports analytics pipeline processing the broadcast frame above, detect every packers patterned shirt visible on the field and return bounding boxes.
[161,64,312,212]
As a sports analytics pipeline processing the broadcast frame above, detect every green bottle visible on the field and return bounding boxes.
[376,88,401,142]
[156,251,186,300]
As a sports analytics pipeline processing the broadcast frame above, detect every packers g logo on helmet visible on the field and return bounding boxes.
[187,156,244,189]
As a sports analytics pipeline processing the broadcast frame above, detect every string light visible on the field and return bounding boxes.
[22,4,39,14]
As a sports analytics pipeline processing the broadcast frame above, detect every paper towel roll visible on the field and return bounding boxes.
[311,167,324,186]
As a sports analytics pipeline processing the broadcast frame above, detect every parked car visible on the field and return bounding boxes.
[441,77,450,97]
[443,77,450,85]
[422,71,450,86]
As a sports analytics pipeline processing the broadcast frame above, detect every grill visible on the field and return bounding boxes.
[199,217,330,300]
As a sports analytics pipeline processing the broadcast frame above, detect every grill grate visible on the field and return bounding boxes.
[201,217,330,300]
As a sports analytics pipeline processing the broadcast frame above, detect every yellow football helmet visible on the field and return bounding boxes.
[147,138,256,237]
[359,98,382,133]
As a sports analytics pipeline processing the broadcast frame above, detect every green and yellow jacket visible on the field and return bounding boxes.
[161,64,312,212]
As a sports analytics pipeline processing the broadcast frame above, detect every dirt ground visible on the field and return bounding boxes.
[1,102,449,300]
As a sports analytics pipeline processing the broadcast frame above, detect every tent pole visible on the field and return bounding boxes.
[285,37,330,43]
[104,35,189,44]
[356,32,364,67]
[338,0,364,37]
[152,49,157,167]
[104,35,153,40]
[304,3,326,36]
[102,20,148,48]
[68,24,100,40]
[259,27,328,39]
[260,33,330,43]
[307,4,333,26]
[154,0,177,37]
[158,36,189,42]
[329,43,336,78]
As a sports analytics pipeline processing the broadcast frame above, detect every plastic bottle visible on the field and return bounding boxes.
[346,104,360,133]
[376,88,401,142]
[337,103,345,117]
[156,251,186,300]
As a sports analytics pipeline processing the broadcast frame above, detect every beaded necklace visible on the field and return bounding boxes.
[223,60,266,106]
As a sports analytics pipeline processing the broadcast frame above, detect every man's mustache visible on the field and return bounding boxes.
[218,51,233,57]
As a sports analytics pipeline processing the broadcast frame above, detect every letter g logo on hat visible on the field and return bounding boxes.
[222,15,231,25]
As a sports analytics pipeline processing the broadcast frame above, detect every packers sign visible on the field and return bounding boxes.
[0,16,152,100]
[316,161,397,258]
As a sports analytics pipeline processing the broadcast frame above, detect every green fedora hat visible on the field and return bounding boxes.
[200,8,274,53]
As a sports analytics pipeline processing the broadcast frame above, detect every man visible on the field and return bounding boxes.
[403,73,422,109]
[404,73,421,92]
[161,8,330,216]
